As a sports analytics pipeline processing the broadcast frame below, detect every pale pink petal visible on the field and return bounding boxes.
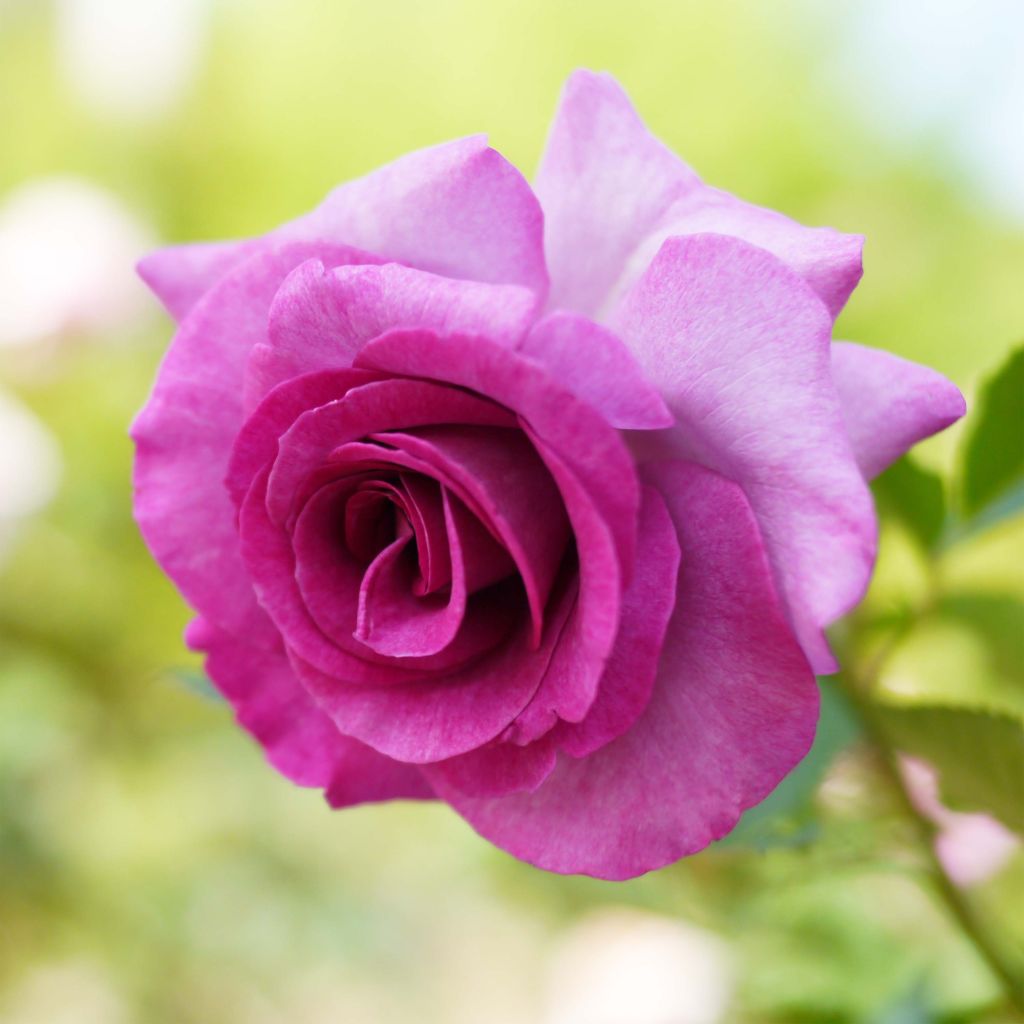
[612,234,875,673]
[519,312,672,430]
[613,188,863,320]
[536,69,699,316]
[139,136,548,321]
[137,238,260,321]
[536,70,861,320]
[431,461,818,879]
[248,259,540,401]
[186,618,432,803]
[285,135,548,297]
[832,342,966,479]
[132,242,372,638]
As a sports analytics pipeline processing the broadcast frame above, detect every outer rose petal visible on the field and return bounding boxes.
[431,461,818,879]
[139,136,549,321]
[832,341,966,479]
[613,234,875,673]
[138,239,262,321]
[536,69,698,316]
[249,260,540,400]
[536,69,861,320]
[186,618,433,804]
[132,242,375,640]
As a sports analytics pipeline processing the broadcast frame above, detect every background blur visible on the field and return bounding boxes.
[1,1,1022,1021]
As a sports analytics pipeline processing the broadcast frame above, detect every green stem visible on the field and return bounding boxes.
[838,672,1024,1013]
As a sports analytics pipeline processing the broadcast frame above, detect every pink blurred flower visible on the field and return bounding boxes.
[901,756,1019,887]
[0,177,150,347]
[132,71,963,878]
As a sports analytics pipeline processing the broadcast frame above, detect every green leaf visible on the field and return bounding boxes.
[872,456,946,552]
[872,703,1024,833]
[168,667,223,702]
[959,343,1024,522]
[718,680,861,849]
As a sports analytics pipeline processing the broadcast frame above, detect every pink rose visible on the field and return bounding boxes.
[133,70,964,878]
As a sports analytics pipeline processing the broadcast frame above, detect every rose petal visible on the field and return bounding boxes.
[536,69,699,316]
[832,341,966,479]
[292,567,578,764]
[362,425,569,648]
[615,186,863,320]
[556,482,680,757]
[536,69,861,320]
[500,430,621,744]
[355,328,641,582]
[248,260,540,401]
[132,242,374,638]
[256,472,511,678]
[186,618,432,804]
[138,135,549,321]
[265,377,515,528]
[519,312,672,430]
[431,460,818,879]
[285,135,548,296]
[137,238,262,321]
[226,367,386,511]
[355,490,476,659]
[612,233,875,673]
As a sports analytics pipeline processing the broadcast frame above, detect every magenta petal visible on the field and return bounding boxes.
[132,242,374,638]
[271,473,509,676]
[363,425,569,647]
[425,735,558,799]
[187,618,432,804]
[502,434,620,744]
[832,341,966,479]
[226,368,385,511]
[265,377,515,528]
[432,461,818,879]
[137,239,258,321]
[519,312,672,430]
[555,483,680,757]
[536,69,861,320]
[285,135,549,297]
[293,570,577,764]
[355,328,640,581]
[613,234,875,673]
[249,260,540,400]
[355,491,471,659]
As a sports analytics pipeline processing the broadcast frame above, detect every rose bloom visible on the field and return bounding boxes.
[133,71,963,878]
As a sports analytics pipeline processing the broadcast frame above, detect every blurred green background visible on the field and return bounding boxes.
[1,1,1022,1021]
